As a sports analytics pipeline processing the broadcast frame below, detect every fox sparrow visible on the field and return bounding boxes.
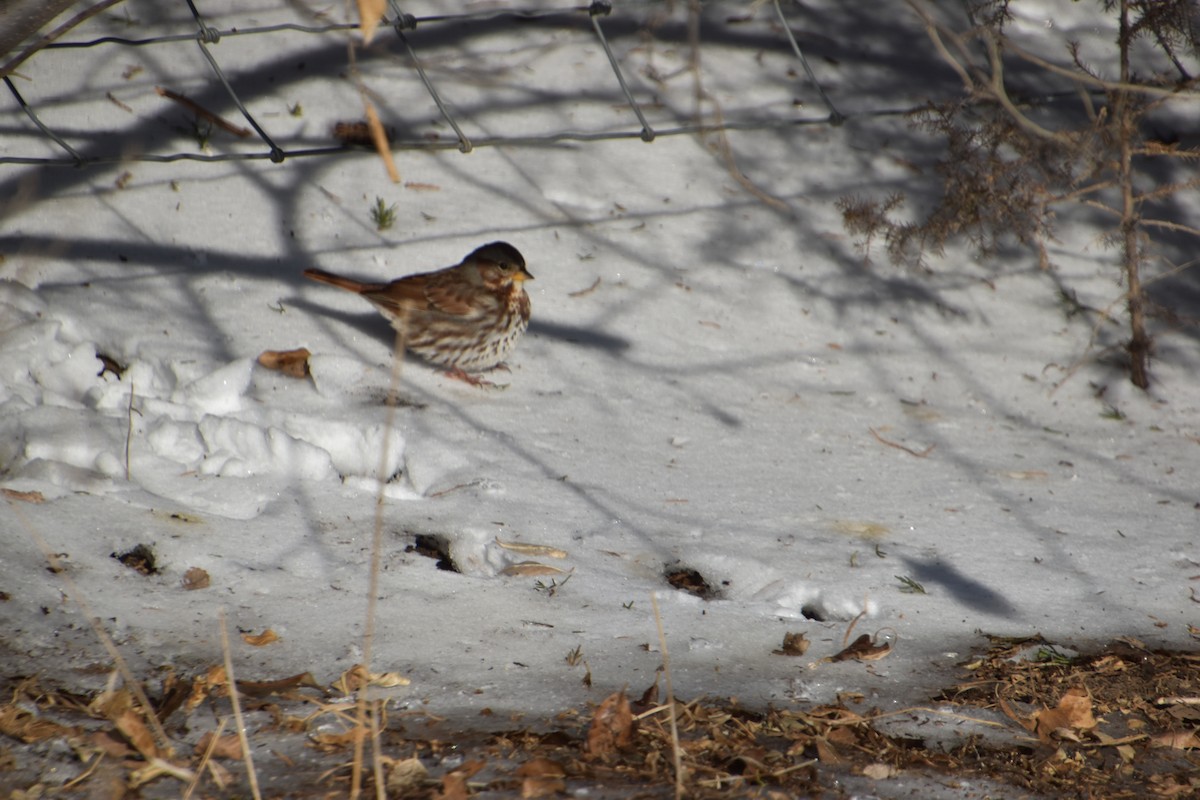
[303,241,532,384]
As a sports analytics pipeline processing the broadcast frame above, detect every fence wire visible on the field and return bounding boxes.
[0,0,856,170]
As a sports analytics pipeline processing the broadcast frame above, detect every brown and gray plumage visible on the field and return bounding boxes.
[303,241,532,383]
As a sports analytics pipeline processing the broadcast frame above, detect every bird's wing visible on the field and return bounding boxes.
[365,268,478,318]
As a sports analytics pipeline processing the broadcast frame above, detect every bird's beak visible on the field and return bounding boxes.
[513,268,534,282]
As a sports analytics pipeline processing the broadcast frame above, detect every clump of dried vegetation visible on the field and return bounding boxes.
[3,632,1199,798]
[839,0,1200,390]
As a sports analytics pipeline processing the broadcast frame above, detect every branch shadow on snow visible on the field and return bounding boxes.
[897,554,1018,618]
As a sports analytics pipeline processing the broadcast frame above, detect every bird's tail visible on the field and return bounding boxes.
[302,268,380,294]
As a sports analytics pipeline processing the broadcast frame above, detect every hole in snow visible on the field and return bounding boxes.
[406,534,459,573]
[664,565,716,599]
[800,603,826,621]
[112,544,160,576]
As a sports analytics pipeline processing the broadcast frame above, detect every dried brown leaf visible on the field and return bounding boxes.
[356,0,385,44]
[195,731,243,760]
[1151,729,1200,749]
[332,664,411,694]
[435,760,484,800]
[861,762,895,779]
[113,708,160,760]
[501,562,568,577]
[386,756,429,793]
[829,633,892,662]
[773,631,810,656]
[495,538,569,559]
[518,757,568,798]
[364,102,399,183]
[236,672,323,697]
[186,666,227,712]
[1032,687,1097,743]
[1,488,45,503]
[256,348,311,378]
[435,771,470,800]
[521,775,566,799]
[814,737,842,764]
[585,691,634,758]
[241,629,279,647]
[0,705,76,742]
[181,566,211,590]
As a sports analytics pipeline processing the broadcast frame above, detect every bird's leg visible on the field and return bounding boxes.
[444,367,504,389]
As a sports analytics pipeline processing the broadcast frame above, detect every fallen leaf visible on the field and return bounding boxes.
[386,756,429,793]
[364,102,399,183]
[773,631,810,656]
[1032,687,1097,743]
[517,756,567,779]
[236,672,324,697]
[1004,470,1049,480]
[356,0,385,44]
[241,629,279,647]
[1,488,44,503]
[181,567,210,590]
[187,666,227,711]
[496,538,568,559]
[829,633,892,662]
[372,671,411,688]
[332,664,411,694]
[128,757,195,788]
[500,562,568,577]
[113,708,160,760]
[814,737,842,764]
[0,705,76,742]
[436,760,484,800]
[517,757,567,798]
[312,728,361,749]
[862,762,895,779]
[585,691,634,759]
[832,520,889,539]
[1151,729,1200,749]
[435,771,470,800]
[257,348,311,379]
[195,731,243,760]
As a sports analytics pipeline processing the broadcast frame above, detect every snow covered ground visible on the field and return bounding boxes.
[1,0,1198,794]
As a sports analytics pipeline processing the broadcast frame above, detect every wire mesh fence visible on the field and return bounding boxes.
[0,0,853,171]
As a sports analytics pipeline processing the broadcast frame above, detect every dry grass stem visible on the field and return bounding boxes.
[124,381,135,481]
[184,717,228,800]
[219,609,263,800]
[351,327,406,799]
[651,592,684,800]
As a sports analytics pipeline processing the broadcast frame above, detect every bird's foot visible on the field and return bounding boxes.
[445,367,507,389]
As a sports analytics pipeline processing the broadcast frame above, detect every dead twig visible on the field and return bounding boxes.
[868,427,935,457]
[155,87,252,137]
[568,277,602,298]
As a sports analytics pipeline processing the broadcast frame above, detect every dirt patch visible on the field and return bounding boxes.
[2,634,1198,798]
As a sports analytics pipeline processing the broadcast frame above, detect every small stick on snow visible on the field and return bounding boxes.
[869,427,935,458]
[155,87,252,137]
